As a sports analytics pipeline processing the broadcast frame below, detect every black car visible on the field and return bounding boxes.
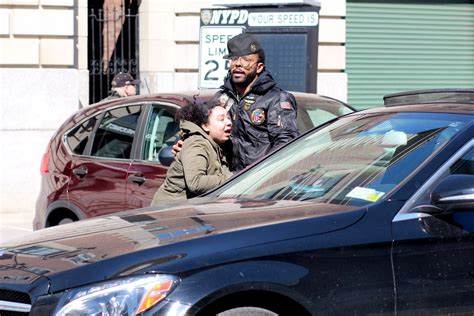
[1,89,473,315]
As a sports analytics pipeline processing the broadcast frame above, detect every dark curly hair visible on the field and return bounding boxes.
[175,97,223,126]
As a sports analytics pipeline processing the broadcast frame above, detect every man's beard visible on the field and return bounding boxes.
[232,67,258,88]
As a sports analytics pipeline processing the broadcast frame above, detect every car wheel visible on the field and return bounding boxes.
[217,307,278,316]
[46,209,80,228]
[57,217,75,225]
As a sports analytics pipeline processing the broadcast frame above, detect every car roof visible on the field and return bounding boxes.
[86,89,354,112]
[359,102,474,116]
[96,89,350,103]
[383,88,474,107]
[372,89,474,115]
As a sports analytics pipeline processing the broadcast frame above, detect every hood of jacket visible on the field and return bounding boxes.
[180,120,221,150]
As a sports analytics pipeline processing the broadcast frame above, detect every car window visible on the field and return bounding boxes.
[297,97,353,131]
[398,142,474,215]
[91,105,142,159]
[307,108,340,126]
[65,115,99,155]
[211,112,470,207]
[142,104,178,162]
[450,147,474,175]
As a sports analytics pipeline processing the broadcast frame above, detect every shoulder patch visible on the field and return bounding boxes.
[251,108,266,125]
[243,97,255,110]
[280,101,292,110]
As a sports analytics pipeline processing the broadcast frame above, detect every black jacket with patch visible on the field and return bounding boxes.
[214,71,298,171]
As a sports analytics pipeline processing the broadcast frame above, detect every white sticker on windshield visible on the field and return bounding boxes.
[347,187,384,202]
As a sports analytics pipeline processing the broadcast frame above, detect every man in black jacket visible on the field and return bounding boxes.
[214,33,299,171]
[173,33,298,171]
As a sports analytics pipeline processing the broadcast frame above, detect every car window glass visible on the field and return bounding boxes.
[66,115,99,155]
[91,105,141,159]
[211,112,470,207]
[142,105,178,161]
[307,109,338,126]
[402,144,473,211]
[450,147,474,175]
[297,98,353,130]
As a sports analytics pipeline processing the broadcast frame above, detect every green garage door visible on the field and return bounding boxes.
[347,0,474,109]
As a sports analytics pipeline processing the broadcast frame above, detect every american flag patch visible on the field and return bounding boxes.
[280,101,292,109]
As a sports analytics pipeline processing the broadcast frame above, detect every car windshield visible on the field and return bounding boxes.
[210,112,470,207]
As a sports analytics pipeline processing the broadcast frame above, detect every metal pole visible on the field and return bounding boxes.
[134,9,140,93]
[90,9,96,103]
[127,7,132,75]
[98,8,104,101]
[120,5,125,73]
[106,7,112,88]
[112,6,117,75]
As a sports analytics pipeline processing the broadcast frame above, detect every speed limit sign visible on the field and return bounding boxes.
[198,26,244,89]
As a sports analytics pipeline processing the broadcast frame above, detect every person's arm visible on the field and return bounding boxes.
[181,139,233,195]
[267,92,299,149]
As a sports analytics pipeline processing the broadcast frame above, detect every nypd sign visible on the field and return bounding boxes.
[201,9,318,27]
[199,7,319,89]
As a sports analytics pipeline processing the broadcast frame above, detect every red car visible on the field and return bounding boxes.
[34,90,354,229]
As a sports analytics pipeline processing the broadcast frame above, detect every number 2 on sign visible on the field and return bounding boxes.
[204,60,230,81]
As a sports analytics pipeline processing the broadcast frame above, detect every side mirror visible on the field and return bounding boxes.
[158,147,174,166]
[431,174,474,212]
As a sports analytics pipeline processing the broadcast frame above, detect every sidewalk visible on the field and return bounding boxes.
[0,211,34,243]
[0,225,32,243]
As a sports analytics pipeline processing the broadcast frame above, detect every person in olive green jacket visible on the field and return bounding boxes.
[151,101,233,205]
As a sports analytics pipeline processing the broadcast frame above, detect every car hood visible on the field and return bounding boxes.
[0,198,364,289]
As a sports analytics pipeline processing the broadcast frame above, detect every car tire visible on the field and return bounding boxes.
[57,217,75,225]
[217,307,278,316]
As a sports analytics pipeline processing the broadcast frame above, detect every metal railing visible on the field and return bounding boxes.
[89,5,139,104]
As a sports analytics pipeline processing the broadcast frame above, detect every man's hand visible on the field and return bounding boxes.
[172,139,184,156]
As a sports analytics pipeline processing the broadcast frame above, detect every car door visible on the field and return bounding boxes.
[391,137,474,314]
[125,102,180,210]
[68,104,143,218]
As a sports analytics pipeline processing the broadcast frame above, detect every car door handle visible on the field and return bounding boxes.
[72,167,87,178]
[128,174,145,185]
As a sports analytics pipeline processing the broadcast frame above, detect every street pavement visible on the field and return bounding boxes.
[0,225,32,243]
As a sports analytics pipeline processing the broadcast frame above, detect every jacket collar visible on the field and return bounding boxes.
[221,71,276,98]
